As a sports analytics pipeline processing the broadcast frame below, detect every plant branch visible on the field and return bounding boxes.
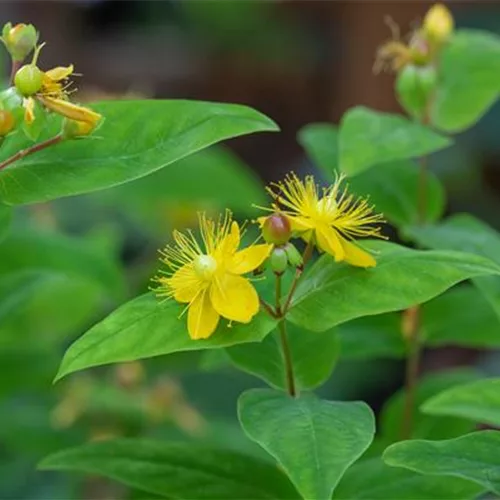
[0,133,64,171]
[259,298,278,319]
[282,239,314,315]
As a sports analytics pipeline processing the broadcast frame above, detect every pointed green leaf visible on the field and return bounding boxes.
[39,439,299,499]
[0,100,278,205]
[288,240,500,332]
[407,213,500,320]
[431,30,500,132]
[56,293,277,381]
[338,107,451,176]
[333,457,482,500]
[422,378,500,427]
[383,431,500,495]
[423,286,500,348]
[238,389,375,499]
[227,323,339,390]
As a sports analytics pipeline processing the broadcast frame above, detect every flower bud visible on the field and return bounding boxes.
[262,213,291,245]
[270,247,288,275]
[284,242,303,269]
[396,64,437,120]
[62,118,98,139]
[423,4,454,44]
[1,23,38,62]
[0,87,23,125]
[0,109,15,136]
[14,64,43,96]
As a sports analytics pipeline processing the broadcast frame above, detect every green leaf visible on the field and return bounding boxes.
[0,203,11,242]
[422,378,500,427]
[407,214,500,319]
[337,106,451,176]
[0,229,124,299]
[383,430,500,495]
[422,286,500,348]
[337,314,406,360]
[348,161,446,227]
[297,123,338,174]
[298,124,446,227]
[380,369,480,443]
[238,389,375,499]
[39,439,299,499]
[431,30,500,132]
[333,457,482,500]
[288,240,500,332]
[0,100,278,205]
[227,323,339,390]
[56,293,277,381]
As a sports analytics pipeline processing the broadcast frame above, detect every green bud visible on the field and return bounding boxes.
[262,213,291,245]
[284,243,303,269]
[14,64,43,96]
[1,23,38,62]
[396,64,437,120]
[270,247,288,275]
[0,87,24,124]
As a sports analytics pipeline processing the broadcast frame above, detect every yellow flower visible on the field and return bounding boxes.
[154,211,272,340]
[423,4,454,44]
[262,174,384,268]
[16,44,102,128]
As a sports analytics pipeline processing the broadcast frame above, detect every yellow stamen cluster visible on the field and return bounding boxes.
[262,173,385,267]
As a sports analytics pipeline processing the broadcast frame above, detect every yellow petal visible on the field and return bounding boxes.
[44,65,74,82]
[340,238,376,268]
[210,274,259,323]
[23,97,35,124]
[216,221,240,260]
[289,215,313,234]
[168,264,202,303]
[187,290,220,339]
[228,243,272,275]
[37,96,101,125]
[315,224,345,262]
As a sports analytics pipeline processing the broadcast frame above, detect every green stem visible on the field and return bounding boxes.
[0,133,64,171]
[278,318,296,397]
[282,239,314,315]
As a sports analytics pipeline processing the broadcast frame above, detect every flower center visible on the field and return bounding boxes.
[193,254,217,281]
[314,196,337,222]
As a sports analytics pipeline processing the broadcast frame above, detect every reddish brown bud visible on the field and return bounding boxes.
[262,213,291,245]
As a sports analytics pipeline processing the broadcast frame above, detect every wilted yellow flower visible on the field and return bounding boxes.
[263,174,384,268]
[154,211,272,340]
[374,17,430,73]
[423,4,454,43]
[15,44,101,129]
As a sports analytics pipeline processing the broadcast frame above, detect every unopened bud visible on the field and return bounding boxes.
[284,242,303,269]
[262,213,291,245]
[270,247,288,275]
[1,23,38,62]
[423,4,454,44]
[396,64,437,120]
[0,110,15,136]
[14,64,43,96]
[63,118,98,139]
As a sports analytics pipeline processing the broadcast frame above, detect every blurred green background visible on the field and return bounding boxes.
[1,1,500,498]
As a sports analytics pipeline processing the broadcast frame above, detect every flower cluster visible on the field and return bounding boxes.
[0,22,102,141]
[154,175,385,340]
